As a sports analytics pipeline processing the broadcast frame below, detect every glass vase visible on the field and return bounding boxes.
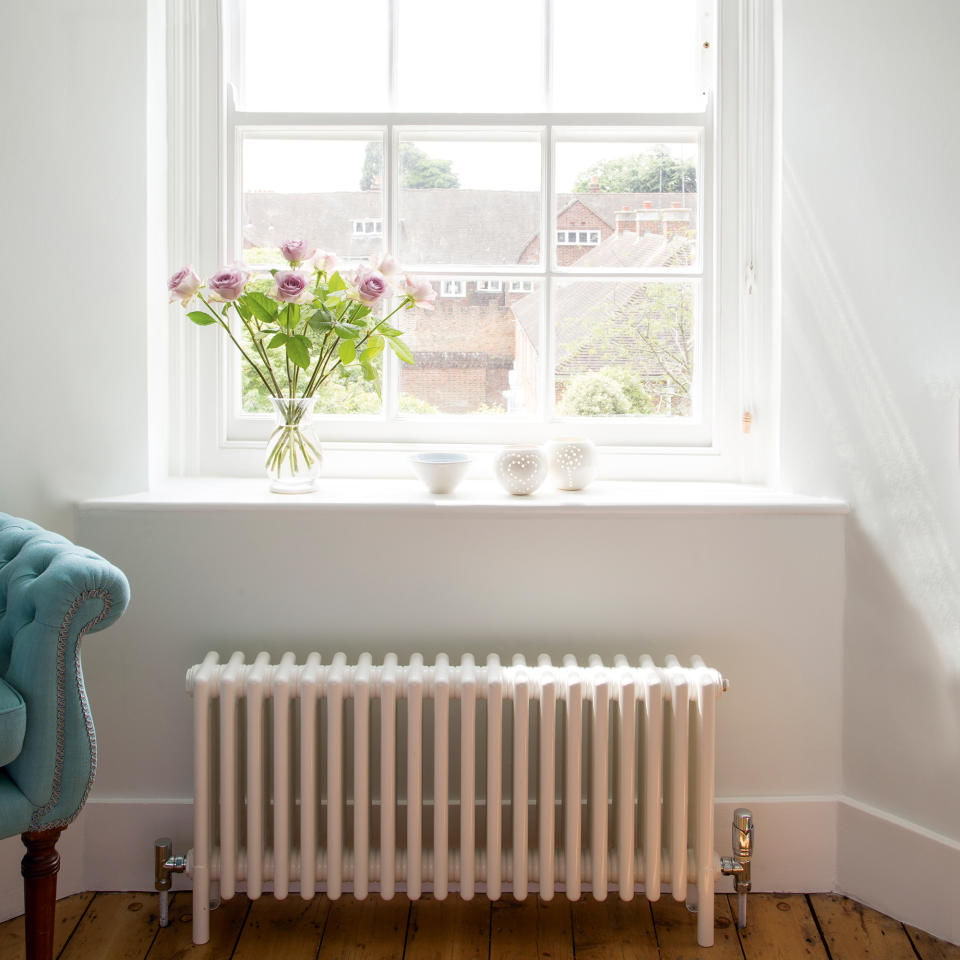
[266,397,322,493]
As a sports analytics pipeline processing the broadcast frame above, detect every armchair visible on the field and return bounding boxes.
[0,513,129,960]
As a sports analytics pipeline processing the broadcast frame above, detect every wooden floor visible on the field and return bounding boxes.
[1,890,958,960]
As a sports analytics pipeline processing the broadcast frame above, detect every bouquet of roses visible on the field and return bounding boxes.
[168,242,435,483]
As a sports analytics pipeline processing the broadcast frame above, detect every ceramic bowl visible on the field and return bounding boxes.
[409,453,473,494]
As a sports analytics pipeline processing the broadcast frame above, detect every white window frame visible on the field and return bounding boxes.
[509,279,535,293]
[168,0,778,482]
[476,279,504,292]
[440,278,466,298]
[352,218,383,236]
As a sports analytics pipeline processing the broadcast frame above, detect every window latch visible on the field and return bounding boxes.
[743,260,756,296]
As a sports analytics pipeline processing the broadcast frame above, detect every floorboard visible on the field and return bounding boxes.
[571,895,660,960]
[316,894,410,960]
[906,925,960,960]
[0,891,94,960]
[59,892,161,960]
[489,896,573,960]
[809,893,916,960]
[651,894,744,960]
[231,894,329,960]
[147,893,249,960]
[733,894,828,960]
[405,894,490,960]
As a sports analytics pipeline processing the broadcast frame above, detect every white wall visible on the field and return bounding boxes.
[780,0,960,838]
[0,1,159,536]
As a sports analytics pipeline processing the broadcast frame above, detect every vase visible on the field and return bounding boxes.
[494,445,547,496]
[266,397,322,493]
[546,437,598,490]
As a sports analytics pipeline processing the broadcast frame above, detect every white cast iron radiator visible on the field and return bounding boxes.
[180,651,731,946]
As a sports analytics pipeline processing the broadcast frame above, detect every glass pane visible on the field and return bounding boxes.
[241,137,385,266]
[399,277,542,415]
[238,0,389,111]
[397,136,541,266]
[552,0,702,112]
[397,0,543,111]
[553,280,696,417]
[554,139,698,268]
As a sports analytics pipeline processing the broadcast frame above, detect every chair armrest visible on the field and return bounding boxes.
[0,515,129,829]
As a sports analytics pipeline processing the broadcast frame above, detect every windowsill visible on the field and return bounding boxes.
[79,478,848,516]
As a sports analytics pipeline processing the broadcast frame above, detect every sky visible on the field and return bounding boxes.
[238,0,704,194]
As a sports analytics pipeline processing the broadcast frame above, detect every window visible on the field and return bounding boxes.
[557,230,601,245]
[174,0,773,474]
[440,279,466,298]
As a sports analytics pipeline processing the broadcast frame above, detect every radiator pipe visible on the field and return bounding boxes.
[720,808,754,929]
[155,837,187,927]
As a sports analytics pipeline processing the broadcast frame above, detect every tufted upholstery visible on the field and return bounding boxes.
[0,513,129,836]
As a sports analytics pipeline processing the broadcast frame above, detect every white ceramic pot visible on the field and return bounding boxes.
[546,437,598,491]
[409,453,472,494]
[494,445,547,496]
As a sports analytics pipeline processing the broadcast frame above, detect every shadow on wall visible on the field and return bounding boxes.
[782,159,960,836]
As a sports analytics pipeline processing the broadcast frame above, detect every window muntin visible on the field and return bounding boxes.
[222,1,718,449]
[477,279,504,292]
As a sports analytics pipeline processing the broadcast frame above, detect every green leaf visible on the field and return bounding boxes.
[308,317,334,333]
[338,340,357,364]
[277,305,298,330]
[379,324,402,337]
[334,322,363,340]
[267,333,288,349]
[350,304,372,321]
[360,336,385,362]
[327,271,346,292]
[360,360,377,381]
[386,336,414,365]
[232,300,251,321]
[244,291,278,324]
[285,336,310,369]
[187,311,217,326]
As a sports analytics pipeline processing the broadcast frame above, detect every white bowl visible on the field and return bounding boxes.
[409,453,472,494]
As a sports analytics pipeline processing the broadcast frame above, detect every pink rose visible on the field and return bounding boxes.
[279,240,315,266]
[207,266,249,302]
[352,267,390,304]
[402,274,437,311]
[367,252,402,280]
[311,249,339,274]
[168,265,202,305]
[272,271,314,304]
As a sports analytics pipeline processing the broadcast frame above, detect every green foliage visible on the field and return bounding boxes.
[573,145,696,194]
[360,141,460,190]
[558,370,632,416]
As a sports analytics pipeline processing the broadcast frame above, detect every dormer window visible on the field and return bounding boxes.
[476,279,503,292]
[509,280,534,293]
[440,279,465,298]
[353,219,383,236]
[557,229,601,245]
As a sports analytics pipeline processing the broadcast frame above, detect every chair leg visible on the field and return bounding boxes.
[21,827,63,960]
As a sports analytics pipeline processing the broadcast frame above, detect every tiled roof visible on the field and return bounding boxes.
[242,190,697,264]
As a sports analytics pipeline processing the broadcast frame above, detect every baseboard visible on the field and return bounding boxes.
[2,795,954,946]
[837,797,960,945]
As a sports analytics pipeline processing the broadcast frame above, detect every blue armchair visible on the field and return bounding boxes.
[0,513,129,960]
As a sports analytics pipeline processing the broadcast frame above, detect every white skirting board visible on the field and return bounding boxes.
[0,795,956,946]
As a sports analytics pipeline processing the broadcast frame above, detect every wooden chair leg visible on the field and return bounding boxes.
[21,827,63,960]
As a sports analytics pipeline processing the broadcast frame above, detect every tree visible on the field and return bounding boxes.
[573,145,696,194]
[360,142,460,190]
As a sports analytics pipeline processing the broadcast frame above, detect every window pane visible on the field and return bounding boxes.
[241,137,384,266]
[399,278,542,415]
[552,0,702,112]
[552,280,696,417]
[397,0,543,111]
[554,139,698,268]
[397,136,541,266]
[238,1,389,111]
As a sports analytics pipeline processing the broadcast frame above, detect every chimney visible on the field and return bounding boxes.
[643,200,653,209]
[589,175,600,194]
[615,206,638,235]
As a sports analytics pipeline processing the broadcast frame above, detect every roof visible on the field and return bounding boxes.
[242,190,697,264]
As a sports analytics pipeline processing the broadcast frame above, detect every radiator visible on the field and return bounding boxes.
[182,651,729,946]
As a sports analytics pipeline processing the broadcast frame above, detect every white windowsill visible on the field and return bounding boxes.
[80,478,848,516]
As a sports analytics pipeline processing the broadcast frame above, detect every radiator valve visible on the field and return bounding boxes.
[155,838,187,927]
[720,808,754,929]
